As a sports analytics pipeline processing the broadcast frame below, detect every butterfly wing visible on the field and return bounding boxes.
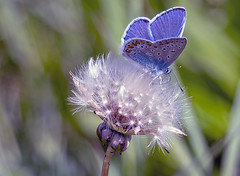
[122,38,187,73]
[150,7,186,40]
[121,17,152,45]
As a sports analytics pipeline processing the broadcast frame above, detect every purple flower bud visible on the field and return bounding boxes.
[96,122,132,153]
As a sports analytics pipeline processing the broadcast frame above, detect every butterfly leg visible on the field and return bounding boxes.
[171,71,184,93]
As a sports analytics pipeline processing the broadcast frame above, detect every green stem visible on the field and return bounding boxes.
[101,145,114,176]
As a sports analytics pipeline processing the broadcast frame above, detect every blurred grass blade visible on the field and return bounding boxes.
[0,0,42,72]
[173,66,213,175]
[98,0,126,51]
[173,109,213,176]
[173,138,206,176]
[220,80,240,176]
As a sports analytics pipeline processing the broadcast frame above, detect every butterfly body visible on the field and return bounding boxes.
[121,7,187,74]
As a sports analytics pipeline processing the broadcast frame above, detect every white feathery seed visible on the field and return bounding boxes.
[69,53,187,151]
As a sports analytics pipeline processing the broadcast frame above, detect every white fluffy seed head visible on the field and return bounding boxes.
[68,53,187,151]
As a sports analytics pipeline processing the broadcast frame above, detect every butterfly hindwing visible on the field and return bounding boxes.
[122,38,187,73]
[150,7,186,40]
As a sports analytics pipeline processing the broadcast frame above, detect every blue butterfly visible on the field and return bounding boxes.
[121,7,187,74]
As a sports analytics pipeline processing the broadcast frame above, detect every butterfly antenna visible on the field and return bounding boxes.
[172,72,184,93]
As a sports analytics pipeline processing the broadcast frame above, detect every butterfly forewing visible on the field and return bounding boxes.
[121,7,186,45]
[122,18,152,43]
[123,38,187,72]
[150,7,186,40]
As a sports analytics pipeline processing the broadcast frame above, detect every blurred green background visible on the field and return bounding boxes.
[0,0,240,175]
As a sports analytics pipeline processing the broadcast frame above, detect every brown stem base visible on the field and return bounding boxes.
[101,145,114,176]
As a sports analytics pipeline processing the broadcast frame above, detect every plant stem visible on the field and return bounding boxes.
[101,145,114,176]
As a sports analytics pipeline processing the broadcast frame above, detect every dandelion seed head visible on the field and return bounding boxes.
[69,53,187,152]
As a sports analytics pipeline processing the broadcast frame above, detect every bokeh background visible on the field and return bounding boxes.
[0,0,240,175]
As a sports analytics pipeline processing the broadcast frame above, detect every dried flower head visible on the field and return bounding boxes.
[69,53,187,152]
